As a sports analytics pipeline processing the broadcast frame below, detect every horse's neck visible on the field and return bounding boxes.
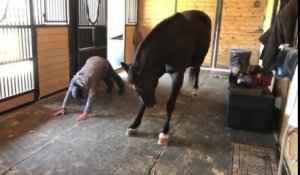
[138,60,166,78]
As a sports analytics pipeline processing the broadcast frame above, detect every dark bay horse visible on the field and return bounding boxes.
[121,10,211,145]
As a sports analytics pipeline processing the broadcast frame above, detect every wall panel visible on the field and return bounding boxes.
[139,0,176,37]
[216,0,266,68]
[37,27,70,97]
[125,25,136,64]
[0,93,34,113]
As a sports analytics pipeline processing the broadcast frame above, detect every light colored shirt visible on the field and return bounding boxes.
[62,56,110,113]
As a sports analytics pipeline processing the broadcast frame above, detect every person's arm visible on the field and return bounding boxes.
[77,83,96,121]
[53,83,74,117]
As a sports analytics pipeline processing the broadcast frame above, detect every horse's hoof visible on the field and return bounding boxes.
[158,133,169,146]
[192,89,199,98]
[125,128,137,136]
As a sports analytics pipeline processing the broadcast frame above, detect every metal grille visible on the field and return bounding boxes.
[79,0,106,25]
[0,61,34,99]
[0,28,33,64]
[76,0,107,70]
[0,0,31,25]
[44,0,68,22]
[33,0,69,25]
[126,0,138,24]
[0,0,34,100]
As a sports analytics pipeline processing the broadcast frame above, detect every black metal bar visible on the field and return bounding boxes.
[68,0,79,76]
[29,0,39,100]
[211,0,223,68]
[0,25,33,28]
[78,46,106,52]
[78,24,104,27]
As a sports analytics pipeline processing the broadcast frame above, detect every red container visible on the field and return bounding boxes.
[250,75,259,88]
[261,75,273,86]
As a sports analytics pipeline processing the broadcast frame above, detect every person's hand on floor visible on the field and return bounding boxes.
[53,108,67,117]
[77,112,88,121]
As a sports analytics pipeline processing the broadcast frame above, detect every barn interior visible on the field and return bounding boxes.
[0,0,298,174]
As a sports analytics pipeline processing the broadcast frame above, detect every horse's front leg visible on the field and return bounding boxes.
[158,72,184,145]
[125,103,147,136]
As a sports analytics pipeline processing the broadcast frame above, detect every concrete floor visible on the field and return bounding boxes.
[0,70,276,175]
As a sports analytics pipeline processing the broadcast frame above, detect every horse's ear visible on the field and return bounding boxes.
[121,62,130,73]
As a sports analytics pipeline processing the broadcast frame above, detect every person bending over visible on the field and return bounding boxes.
[54,56,125,121]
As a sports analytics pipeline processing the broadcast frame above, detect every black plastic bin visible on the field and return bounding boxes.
[225,87,275,133]
[230,49,251,74]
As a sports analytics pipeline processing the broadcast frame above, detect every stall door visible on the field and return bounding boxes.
[107,0,125,69]
[0,0,36,101]
[75,0,107,72]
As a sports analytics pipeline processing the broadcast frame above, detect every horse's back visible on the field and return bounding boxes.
[136,10,211,73]
[181,10,212,67]
[181,10,211,29]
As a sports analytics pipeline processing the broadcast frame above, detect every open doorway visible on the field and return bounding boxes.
[107,0,125,69]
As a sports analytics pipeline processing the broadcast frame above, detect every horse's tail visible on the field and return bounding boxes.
[188,67,200,89]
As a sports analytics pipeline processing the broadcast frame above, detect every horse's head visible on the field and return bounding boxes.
[121,62,158,107]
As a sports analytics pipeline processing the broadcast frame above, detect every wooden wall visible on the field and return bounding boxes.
[37,27,70,97]
[125,0,176,65]
[125,26,136,64]
[0,93,34,113]
[133,0,215,67]
[139,0,176,37]
[128,0,266,69]
[217,0,266,68]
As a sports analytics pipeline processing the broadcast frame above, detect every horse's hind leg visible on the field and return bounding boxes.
[190,67,200,98]
[125,103,146,136]
[159,72,184,145]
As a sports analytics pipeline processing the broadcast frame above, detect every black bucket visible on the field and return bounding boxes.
[230,49,251,74]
